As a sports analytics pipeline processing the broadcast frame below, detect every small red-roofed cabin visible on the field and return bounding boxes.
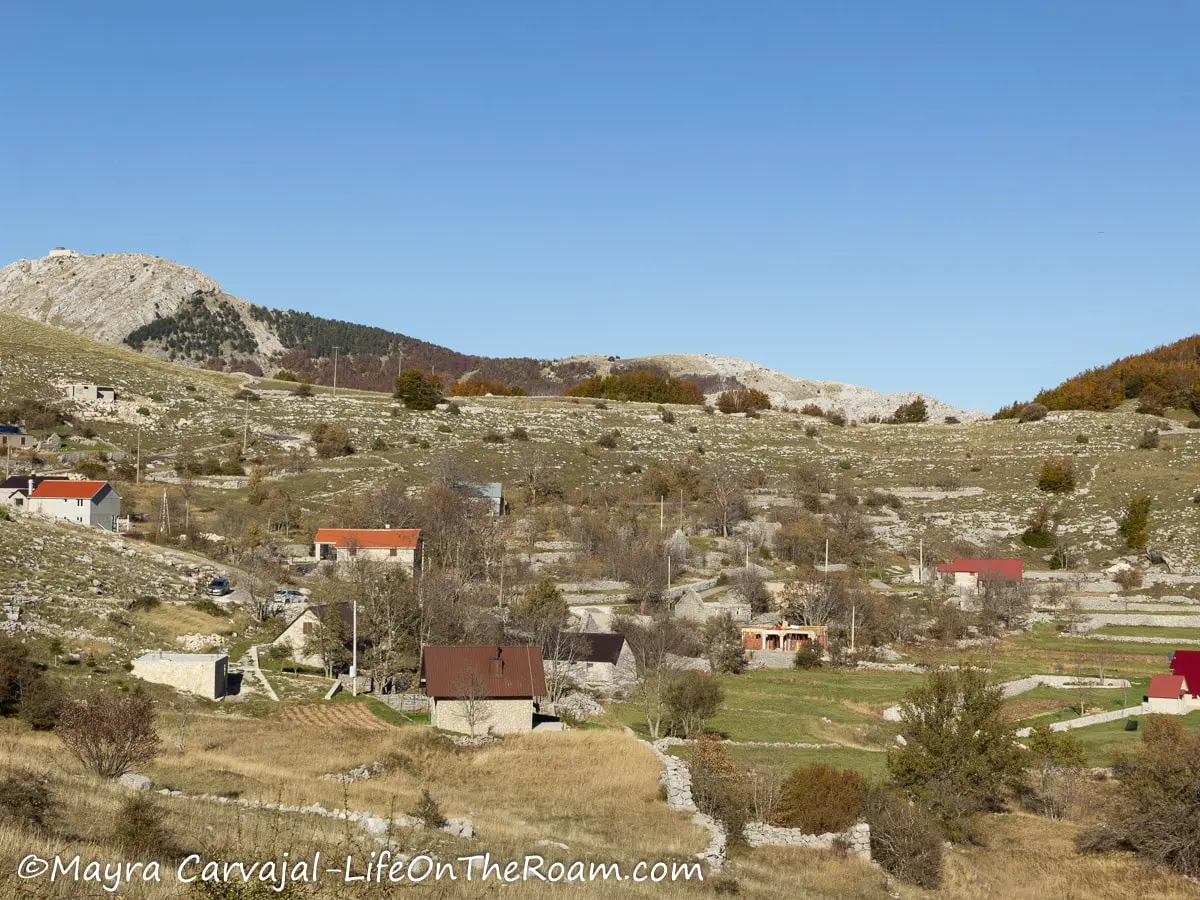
[1146,674,1191,715]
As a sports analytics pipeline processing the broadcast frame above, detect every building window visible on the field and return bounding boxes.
[390,548,397,556]
[302,622,315,635]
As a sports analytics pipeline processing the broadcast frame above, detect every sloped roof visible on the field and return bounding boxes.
[545,632,626,665]
[422,645,546,699]
[29,480,109,500]
[936,558,1024,580]
[1148,674,1188,699]
[313,528,420,549]
[1,475,71,494]
[0,425,25,435]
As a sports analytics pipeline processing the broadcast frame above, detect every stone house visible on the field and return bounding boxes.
[26,478,121,530]
[67,384,118,404]
[131,651,228,700]
[422,645,546,736]
[0,425,34,451]
[543,632,636,694]
[312,527,422,576]
[271,603,354,670]
[670,588,708,622]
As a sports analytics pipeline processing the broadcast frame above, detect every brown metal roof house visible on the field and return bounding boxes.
[422,645,546,736]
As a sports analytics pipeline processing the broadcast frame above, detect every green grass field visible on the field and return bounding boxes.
[1069,711,1200,765]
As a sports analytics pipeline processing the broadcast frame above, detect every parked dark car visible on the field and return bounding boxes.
[206,577,231,597]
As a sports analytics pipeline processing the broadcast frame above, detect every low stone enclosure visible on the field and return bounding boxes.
[118,773,474,840]
[643,737,871,871]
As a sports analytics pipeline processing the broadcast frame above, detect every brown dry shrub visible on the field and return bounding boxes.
[773,763,864,833]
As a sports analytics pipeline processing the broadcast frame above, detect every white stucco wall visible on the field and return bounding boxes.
[430,697,533,735]
[29,493,119,530]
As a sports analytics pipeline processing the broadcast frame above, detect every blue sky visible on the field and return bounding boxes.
[2,2,1197,411]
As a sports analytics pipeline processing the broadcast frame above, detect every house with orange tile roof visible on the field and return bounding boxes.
[26,478,120,531]
[312,526,422,575]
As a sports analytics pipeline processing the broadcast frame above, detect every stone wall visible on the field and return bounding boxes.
[641,736,872,870]
[743,821,870,858]
[430,697,532,735]
[376,692,430,712]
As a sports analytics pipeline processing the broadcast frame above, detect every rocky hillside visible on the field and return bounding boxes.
[0,248,978,420]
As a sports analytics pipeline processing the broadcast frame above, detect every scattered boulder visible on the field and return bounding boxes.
[118,773,153,791]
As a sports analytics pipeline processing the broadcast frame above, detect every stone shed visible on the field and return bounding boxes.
[132,651,228,700]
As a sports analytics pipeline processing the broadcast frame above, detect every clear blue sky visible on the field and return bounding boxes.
[2,2,1197,411]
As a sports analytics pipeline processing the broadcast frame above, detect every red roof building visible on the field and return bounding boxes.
[29,479,109,500]
[936,558,1024,581]
[1147,674,1188,700]
[313,527,421,549]
[312,527,423,572]
[1169,650,1200,696]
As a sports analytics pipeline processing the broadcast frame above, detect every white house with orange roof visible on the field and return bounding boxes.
[312,527,422,576]
[26,479,121,530]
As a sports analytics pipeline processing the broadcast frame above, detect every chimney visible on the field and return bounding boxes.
[28,478,34,496]
[489,647,504,678]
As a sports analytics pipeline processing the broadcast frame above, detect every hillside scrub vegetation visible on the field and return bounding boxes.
[450,377,528,397]
[565,369,705,404]
[1076,716,1200,878]
[716,388,771,414]
[888,397,928,423]
[1119,495,1153,550]
[1037,457,1077,493]
[393,368,446,410]
[998,333,1200,414]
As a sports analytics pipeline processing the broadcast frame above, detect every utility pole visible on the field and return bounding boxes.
[850,603,857,653]
[135,427,141,484]
[679,488,684,529]
[158,487,170,537]
[4,442,9,478]
[241,396,249,456]
[919,538,924,584]
[332,346,340,396]
[351,599,358,696]
[667,554,672,588]
[660,496,664,532]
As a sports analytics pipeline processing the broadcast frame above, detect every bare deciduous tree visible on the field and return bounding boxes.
[454,670,493,738]
[56,690,161,778]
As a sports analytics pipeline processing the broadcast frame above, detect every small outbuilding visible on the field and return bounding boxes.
[131,651,228,700]
[67,384,118,404]
[1146,674,1191,715]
